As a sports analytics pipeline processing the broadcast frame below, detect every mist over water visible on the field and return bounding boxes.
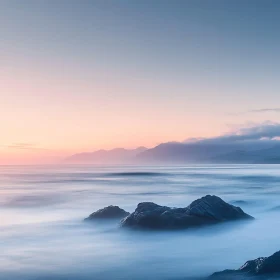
[1,164,280,280]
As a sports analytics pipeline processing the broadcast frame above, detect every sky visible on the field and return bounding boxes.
[1,0,280,164]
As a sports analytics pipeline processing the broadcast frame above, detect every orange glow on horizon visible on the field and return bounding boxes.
[1,65,227,164]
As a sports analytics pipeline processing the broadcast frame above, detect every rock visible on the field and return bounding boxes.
[121,195,253,229]
[85,205,130,220]
[209,250,280,279]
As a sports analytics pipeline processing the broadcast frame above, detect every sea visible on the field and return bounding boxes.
[1,164,280,280]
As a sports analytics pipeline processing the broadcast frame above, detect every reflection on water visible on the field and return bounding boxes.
[1,164,280,279]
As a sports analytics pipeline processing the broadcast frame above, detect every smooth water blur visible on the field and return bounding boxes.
[1,164,280,280]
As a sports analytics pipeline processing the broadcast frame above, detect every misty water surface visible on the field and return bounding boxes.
[1,164,280,280]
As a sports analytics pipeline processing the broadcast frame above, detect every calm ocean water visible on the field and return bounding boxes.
[1,164,280,280]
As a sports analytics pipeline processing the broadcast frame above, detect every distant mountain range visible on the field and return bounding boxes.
[65,123,280,164]
[136,141,280,164]
[65,141,280,164]
[66,147,147,164]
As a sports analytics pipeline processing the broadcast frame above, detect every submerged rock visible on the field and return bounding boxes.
[209,250,280,279]
[121,195,253,229]
[85,205,130,220]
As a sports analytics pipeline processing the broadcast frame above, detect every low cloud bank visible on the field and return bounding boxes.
[199,122,280,144]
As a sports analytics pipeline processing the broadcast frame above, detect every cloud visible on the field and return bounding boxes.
[7,143,36,149]
[230,108,280,115]
[248,108,280,113]
[231,122,280,139]
[5,143,49,151]
[199,122,280,144]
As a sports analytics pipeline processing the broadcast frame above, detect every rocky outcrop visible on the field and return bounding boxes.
[85,205,129,220]
[210,250,280,279]
[121,195,253,229]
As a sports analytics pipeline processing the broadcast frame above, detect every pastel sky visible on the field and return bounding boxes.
[1,0,280,164]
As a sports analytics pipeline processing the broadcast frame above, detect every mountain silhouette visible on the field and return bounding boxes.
[65,147,147,164]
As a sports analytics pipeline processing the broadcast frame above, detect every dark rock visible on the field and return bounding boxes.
[121,195,253,229]
[85,205,129,220]
[210,251,280,279]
